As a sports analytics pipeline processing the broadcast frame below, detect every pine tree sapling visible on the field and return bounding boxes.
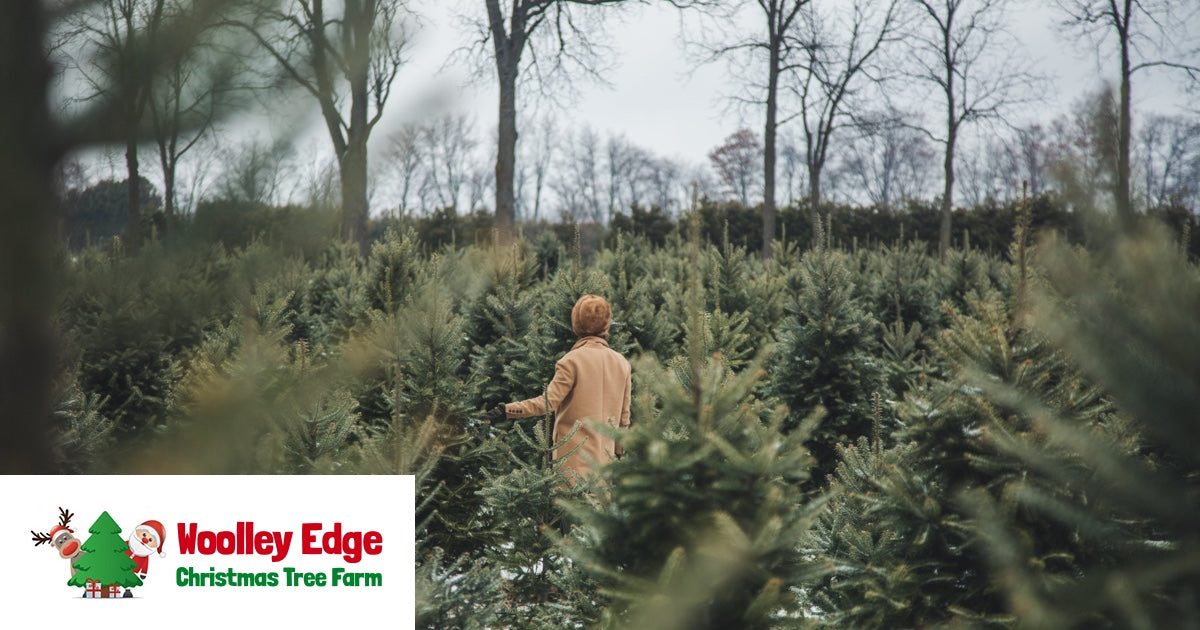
[368,226,422,314]
[768,247,887,482]
[415,548,504,630]
[478,409,600,629]
[969,222,1200,628]
[810,253,1112,627]
[565,355,829,630]
[805,438,954,628]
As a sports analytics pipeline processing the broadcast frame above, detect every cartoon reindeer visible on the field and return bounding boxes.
[32,507,85,576]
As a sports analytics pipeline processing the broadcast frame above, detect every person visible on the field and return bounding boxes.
[489,294,631,484]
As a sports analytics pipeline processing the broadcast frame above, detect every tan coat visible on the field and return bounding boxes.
[505,336,631,481]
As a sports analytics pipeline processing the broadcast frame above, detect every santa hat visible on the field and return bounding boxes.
[48,525,72,540]
[135,520,167,557]
[571,294,611,338]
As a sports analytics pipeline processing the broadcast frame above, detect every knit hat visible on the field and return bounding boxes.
[571,294,611,338]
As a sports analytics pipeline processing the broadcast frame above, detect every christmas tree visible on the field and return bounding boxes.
[565,352,828,630]
[970,220,1200,627]
[565,259,827,629]
[766,246,887,482]
[68,511,142,597]
[805,208,1122,627]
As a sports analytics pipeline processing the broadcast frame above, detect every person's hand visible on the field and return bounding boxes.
[486,404,507,422]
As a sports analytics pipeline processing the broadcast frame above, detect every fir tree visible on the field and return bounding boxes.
[167,297,364,473]
[705,233,786,346]
[368,226,422,314]
[804,437,951,628]
[969,221,1200,628]
[415,548,504,630]
[477,406,601,629]
[297,241,373,345]
[879,318,931,400]
[463,243,541,410]
[861,242,942,333]
[362,272,494,559]
[565,351,828,629]
[767,247,887,482]
[593,233,677,360]
[809,278,1116,627]
[51,382,114,474]
[938,245,1001,313]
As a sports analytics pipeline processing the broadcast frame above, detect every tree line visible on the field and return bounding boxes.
[45,0,1200,256]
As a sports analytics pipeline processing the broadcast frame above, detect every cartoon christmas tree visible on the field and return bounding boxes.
[67,511,142,598]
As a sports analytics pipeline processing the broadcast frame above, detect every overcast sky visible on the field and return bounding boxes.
[366,0,1194,165]
[76,0,1198,210]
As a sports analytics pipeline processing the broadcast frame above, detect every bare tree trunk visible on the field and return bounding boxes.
[494,50,519,241]
[161,153,176,222]
[1116,0,1133,223]
[341,141,370,254]
[338,0,373,256]
[809,168,821,247]
[940,122,955,257]
[125,138,143,247]
[939,52,957,258]
[0,0,58,473]
[763,39,779,259]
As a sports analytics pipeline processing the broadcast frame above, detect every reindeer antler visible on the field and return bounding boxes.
[32,507,76,547]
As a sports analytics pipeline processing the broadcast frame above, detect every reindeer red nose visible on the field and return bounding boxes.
[61,540,79,557]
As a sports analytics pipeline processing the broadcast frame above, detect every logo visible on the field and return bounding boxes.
[32,508,163,598]
[9,476,414,630]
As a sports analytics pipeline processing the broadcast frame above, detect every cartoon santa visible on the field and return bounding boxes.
[125,520,166,580]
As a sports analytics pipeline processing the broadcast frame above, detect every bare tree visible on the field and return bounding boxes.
[521,115,558,220]
[423,113,478,211]
[842,111,935,206]
[777,129,807,205]
[794,0,901,239]
[956,138,1006,206]
[476,0,639,239]
[604,134,665,220]
[708,128,763,205]
[1138,113,1200,210]
[906,0,1030,256]
[383,122,425,214]
[644,154,685,212]
[467,162,494,213]
[962,123,1054,203]
[4,0,244,471]
[555,126,604,221]
[691,0,810,256]
[1008,123,1049,195]
[61,0,168,247]
[623,144,660,211]
[1057,0,1200,222]
[226,0,413,254]
[290,145,342,210]
[1046,87,1120,213]
[215,135,292,204]
[147,0,240,224]
[605,134,634,220]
